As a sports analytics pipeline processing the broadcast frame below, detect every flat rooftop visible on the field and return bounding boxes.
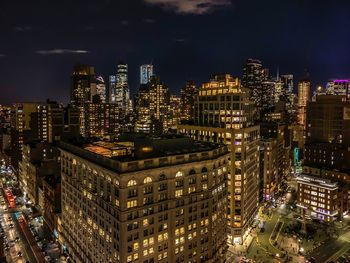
[296,174,338,189]
[58,134,228,172]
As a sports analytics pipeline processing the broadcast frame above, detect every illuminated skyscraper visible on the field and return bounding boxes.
[178,74,260,244]
[326,79,350,98]
[242,58,268,109]
[108,75,116,103]
[297,79,311,126]
[140,64,153,85]
[135,76,170,134]
[95,76,106,103]
[109,63,130,115]
[70,65,96,105]
[180,81,197,121]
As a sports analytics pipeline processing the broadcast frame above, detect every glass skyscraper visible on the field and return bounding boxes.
[140,64,153,85]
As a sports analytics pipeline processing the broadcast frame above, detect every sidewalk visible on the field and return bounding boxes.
[228,233,256,255]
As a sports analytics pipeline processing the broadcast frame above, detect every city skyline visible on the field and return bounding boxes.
[1,0,350,103]
[1,2,350,263]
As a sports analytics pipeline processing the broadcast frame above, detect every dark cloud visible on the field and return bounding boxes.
[13,26,32,32]
[144,0,231,14]
[120,20,129,26]
[144,18,156,23]
[36,49,90,55]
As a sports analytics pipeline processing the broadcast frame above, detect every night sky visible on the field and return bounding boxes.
[1,0,350,104]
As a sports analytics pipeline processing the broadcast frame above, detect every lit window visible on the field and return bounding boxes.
[175,189,183,198]
[175,171,183,178]
[127,180,137,187]
[127,200,137,208]
[143,177,152,184]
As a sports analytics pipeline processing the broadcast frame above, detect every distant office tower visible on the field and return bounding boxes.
[135,76,170,134]
[70,65,96,105]
[10,103,41,169]
[261,79,276,109]
[140,64,154,84]
[326,79,350,98]
[59,135,229,263]
[95,76,106,103]
[297,95,350,221]
[168,95,181,128]
[80,103,120,138]
[280,75,295,110]
[178,74,260,244]
[281,74,294,94]
[273,78,283,103]
[109,63,130,114]
[180,81,197,122]
[71,65,97,135]
[108,75,116,103]
[297,79,311,126]
[242,58,268,109]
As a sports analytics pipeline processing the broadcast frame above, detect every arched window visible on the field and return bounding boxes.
[159,174,167,181]
[201,167,208,173]
[115,179,120,186]
[175,171,183,178]
[127,180,137,187]
[143,177,152,184]
[189,169,196,175]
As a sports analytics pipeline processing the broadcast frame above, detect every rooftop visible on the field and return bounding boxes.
[58,134,228,173]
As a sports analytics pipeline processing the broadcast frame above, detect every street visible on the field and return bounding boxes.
[227,173,350,263]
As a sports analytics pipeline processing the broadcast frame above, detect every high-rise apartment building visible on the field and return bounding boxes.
[108,75,116,103]
[96,76,106,103]
[71,65,96,105]
[169,95,181,129]
[242,58,268,110]
[19,141,60,208]
[80,103,120,138]
[10,102,42,169]
[259,139,278,201]
[280,74,296,119]
[35,100,80,143]
[70,65,97,136]
[58,135,229,263]
[178,74,260,244]
[180,81,197,122]
[259,122,290,201]
[305,95,350,167]
[135,76,170,134]
[140,64,154,85]
[326,79,350,98]
[297,95,350,221]
[10,101,80,170]
[297,79,311,126]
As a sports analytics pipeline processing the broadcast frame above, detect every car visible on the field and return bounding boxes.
[44,256,51,262]
[35,236,41,242]
[15,237,19,242]
[9,223,13,228]
[17,251,22,257]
